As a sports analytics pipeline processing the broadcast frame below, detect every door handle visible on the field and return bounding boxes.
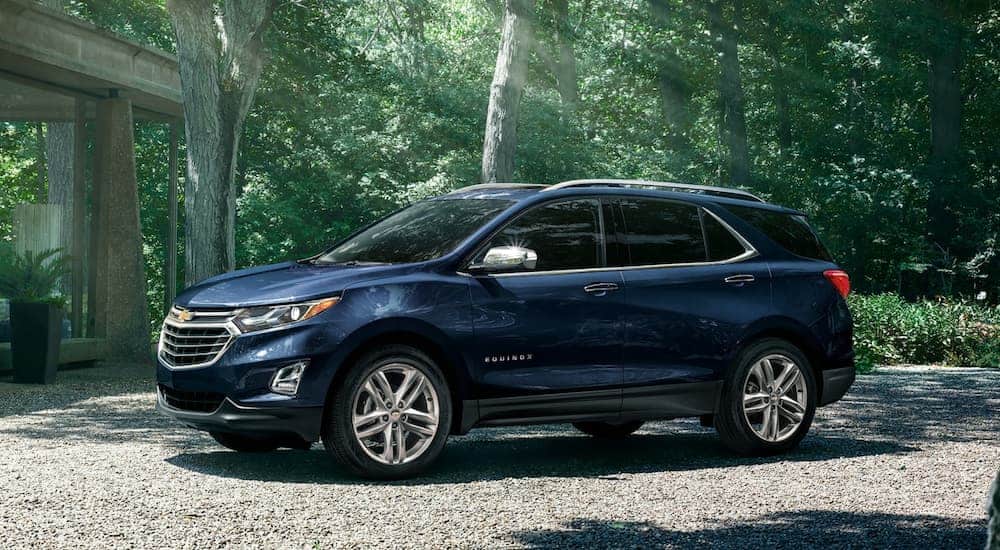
[724,274,756,284]
[584,282,620,295]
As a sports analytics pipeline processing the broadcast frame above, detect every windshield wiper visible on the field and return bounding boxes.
[303,259,390,267]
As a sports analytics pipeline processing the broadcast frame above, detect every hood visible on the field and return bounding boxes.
[174,261,407,308]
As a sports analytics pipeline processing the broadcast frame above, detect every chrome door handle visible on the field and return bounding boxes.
[724,274,756,284]
[583,282,620,295]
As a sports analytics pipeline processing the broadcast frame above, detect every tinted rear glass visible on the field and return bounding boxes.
[727,205,833,262]
[317,198,512,264]
[703,211,748,261]
[620,199,706,265]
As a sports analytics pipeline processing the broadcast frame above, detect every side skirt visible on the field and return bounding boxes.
[458,380,722,433]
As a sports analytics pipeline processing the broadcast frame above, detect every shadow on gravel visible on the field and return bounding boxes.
[508,512,985,549]
[0,362,154,419]
[165,431,915,485]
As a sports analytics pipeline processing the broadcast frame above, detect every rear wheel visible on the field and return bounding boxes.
[573,420,644,439]
[715,338,816,456]
[322,345,452,479]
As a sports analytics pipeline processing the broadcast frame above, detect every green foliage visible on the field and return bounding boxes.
[1,1,998,340]
[0,247,70,306]
[850,293,1000,370]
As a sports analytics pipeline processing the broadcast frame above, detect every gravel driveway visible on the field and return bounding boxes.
[1,363,997,549]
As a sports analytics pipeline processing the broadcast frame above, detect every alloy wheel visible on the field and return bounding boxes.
[741,354,808,443]
[351,363,440,465]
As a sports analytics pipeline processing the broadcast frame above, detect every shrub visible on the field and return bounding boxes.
[849,293,1000,370]
[0,246,70,306]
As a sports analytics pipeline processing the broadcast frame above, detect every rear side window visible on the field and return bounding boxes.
[474,199,603,271]
[620,199,705,265]
[703,211,748,261]
[727,205,833,262]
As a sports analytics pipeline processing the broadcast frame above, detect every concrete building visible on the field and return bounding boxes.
[0,0,183,362]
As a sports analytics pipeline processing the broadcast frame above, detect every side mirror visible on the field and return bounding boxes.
[469,246,538,274]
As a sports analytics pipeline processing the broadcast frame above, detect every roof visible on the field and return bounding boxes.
[441,180,801,214]
[0,0,181,121]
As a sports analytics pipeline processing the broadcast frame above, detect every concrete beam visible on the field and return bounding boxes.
[0,0,181,119]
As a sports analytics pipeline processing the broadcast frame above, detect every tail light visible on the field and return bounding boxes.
[823,269,850,298]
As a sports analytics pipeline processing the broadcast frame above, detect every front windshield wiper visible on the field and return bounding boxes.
[301,259,391,267]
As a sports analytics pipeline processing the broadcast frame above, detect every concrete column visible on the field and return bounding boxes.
[92,97,150,361]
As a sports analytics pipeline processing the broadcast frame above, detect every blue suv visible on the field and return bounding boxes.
[156,179,854,479]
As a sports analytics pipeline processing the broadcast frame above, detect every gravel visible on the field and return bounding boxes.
[1,363,997,549]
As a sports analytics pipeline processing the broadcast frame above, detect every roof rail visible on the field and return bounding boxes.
[544,179,764,203]
[448,183,546,194]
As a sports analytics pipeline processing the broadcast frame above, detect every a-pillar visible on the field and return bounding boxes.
[90,95,150,361]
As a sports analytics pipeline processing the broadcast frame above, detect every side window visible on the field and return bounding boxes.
[474,199,604,271]
[727,205,833,262]
[703,211,748,261]
[620,199,706,265]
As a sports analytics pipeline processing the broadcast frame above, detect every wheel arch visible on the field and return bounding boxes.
[320,317,471,436]
[733,317,827,398]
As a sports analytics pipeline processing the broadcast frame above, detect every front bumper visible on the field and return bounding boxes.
[156,386,323,441]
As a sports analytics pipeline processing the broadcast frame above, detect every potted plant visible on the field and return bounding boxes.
[0,247,69,384]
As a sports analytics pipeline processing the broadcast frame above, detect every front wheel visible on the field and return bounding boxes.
[322,345,452,479]
[715,338,817,456]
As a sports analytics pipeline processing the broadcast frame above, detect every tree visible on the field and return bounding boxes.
[708,0,751,187]
[553,0,578,113]
[649,0,693,156]
[925,0,964,254]
[482,0,535,183]
[166,0,277,285]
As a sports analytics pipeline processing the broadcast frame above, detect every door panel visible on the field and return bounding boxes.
[622,261,771,386]
[617,197,771,391]
[465,197,625,406]
[469,271,625,401]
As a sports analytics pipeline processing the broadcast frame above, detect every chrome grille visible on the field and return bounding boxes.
[158,307,238,369]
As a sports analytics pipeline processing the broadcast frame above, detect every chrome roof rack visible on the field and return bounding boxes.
[447,183,546,194]
[544,179,764,203]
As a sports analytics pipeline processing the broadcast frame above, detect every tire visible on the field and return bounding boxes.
[715,338,817,456]
[573,420,644,439]
[322,345,452,480]
[210,431,282,453]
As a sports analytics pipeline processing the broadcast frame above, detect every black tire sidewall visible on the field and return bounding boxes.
[716,338,817,455]
[323,345,452,479]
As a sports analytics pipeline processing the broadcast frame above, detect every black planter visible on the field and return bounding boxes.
[10,302,62,384]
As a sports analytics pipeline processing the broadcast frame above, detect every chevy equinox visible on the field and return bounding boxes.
[156,179,855,479]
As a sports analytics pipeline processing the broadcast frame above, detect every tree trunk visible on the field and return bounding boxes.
[650,0,692,155]
[46,122,74,293]
[774,65,791,153]
[708,0,751,187]
[553,0,577,114]
[482,0,535,183]
[167,0,276,286]
[846,65,867,157]
[925,0,963,252]
[34,122,46,202]
[989,469,1000,550]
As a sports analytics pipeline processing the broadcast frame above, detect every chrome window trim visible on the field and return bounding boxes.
[457,204,758,278]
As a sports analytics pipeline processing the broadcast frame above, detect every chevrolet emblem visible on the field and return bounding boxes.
[176,309,194,322]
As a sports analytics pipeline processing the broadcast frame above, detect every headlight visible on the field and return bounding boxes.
[233,297,340,333]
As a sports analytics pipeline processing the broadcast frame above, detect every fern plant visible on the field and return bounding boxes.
[0,247,70,306]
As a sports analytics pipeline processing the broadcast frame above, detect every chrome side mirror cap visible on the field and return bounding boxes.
[469,246,538,273]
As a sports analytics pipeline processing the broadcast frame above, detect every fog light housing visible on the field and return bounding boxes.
[270,361,308,396]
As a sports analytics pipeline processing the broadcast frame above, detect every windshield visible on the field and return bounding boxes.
[315,198,514,265]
